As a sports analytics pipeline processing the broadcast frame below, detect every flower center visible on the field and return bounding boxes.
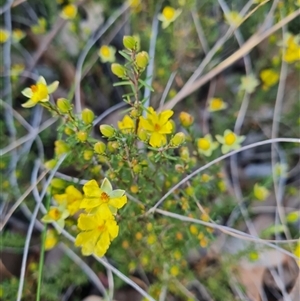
[100,192,110,203]
[198,138,210,150]
[31,83,48,102]
[97,224,106,232]
[49,208,61,221]
[154,123,161,131]
[224,132,236,145]
[101,46,110,57]
[163,6,175,20]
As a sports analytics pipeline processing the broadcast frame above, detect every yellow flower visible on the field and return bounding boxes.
[0,28,10,43]
[260,68,279,90]
[31,18,47,35]
[21,76,59,108]
[239,74,259,94]
[128,0,142,12]
[197,134,219,157]
[61,4,77,20]
[98,45,116,63]
[286,211,300,223]
[41,204,69,233]
[208,97,227,112]
[216,130,245,154]
[80,178,127,217]
[12,29,25,43]
[75,212,119,257]
[293,241,300,266]
[170,265,179,276]
[158,6,181,29]
[139,107,174,147]
[225,11,242,27]
[44,229,58,250]
[283,35,300,63]
[248,251,259,261]
[253,183,270,201]
[118,115,135,133]
[189,225,198,235]
[54,185,83,216]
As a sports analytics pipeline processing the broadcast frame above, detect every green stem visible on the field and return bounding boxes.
[36,193,51,301]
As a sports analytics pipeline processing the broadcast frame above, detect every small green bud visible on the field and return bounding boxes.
[100,124,115,138]
[130,108,140,118]
[170,132,185,147]
[175,164,185,173]
[123,35,137,50]
[94,141,106,154]
[51,178,66,189]
[135,51,149,69]
[133,164,141,174]
[138,128,148,142]
[44,159,57,170]
[179,146,190,161]
[81,108,94,125]
[57,98,71,113]
[54,140,70,156]
[111,63,126,78]
[77,131,88,142]
[83,150,94,160]
[64,127,74,136]
[107,141,118,152]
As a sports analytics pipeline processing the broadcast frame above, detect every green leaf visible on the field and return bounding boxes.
[113,81,133,87]
[138,79,154,91]
[261,224,287,238]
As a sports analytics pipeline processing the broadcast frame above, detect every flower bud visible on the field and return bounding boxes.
[100,124,115,138]
[123,35,137,50]
[170,132,185,146]
[81,108,94,125]
[44,159,57,170]
[76,131,88,142]
[179,111,194,127]
[175,164,185,173]
[83,150,94,160]
[179,146,190,161]
[64,127,74,136]
[138,128,148,142]
[51,178,66,190]
[111,63,126,78]
[133,164,141,174]
[130,108,141,118]
[107,141,119,152]
[135,51,149,69]
[55,140,70,156]
[57,98,71,113]
[94,141,106,154]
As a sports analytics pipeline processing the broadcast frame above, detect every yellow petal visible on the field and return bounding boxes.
[47,81,59,94]
[159,110,173,124]
[109,195,127,209]
[149,132,166,147]
[77,214,98,230]
[83,180,101,197]
[22,99,37,108]
[21,87,33,98]
[80,197,100,209]
[95,232,110,257]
